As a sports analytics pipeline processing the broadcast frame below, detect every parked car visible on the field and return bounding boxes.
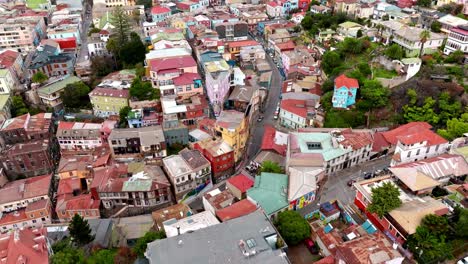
[363,172,373,179]
[347,179,356,187]
[457,256,468,264]
[273,114,278,120]
[257,116,264,122]
[304,238,318,254]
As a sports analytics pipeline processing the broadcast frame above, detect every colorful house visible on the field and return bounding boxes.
[89,88,129,117]
[194,138,235,183]
[288,167,324,210]
[151,6,171,23]
[214,110,249,162]
[247,172,289,220]
[332,74,359,108]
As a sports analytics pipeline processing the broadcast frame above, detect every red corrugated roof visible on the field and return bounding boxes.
[227,40,259,49]
[227,174,254,193]
[268,1,279,7]
[261,125,287,156]
[382,122,447,146]
[89,87,129,98]
[451,27,468,35]
[276,41,296,50]
[216,200,257,222]
[396,130,448,146]
[280,99,309,118]
[172,72,201,86]
[335,74,359,89]
[0,50,20,68]
[149,56,197,73]
[151,6,171,14]
[99,29,110,35]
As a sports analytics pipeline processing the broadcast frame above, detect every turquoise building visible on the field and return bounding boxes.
[332,74,359,109]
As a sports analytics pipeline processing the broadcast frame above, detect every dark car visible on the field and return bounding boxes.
[363,172,373,179]
[304,238,318,254]
[257,116,264,122]
[347,179,356,187]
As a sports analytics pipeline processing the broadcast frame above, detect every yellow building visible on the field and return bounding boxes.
[214,110,249,162]
[89,87,129,118]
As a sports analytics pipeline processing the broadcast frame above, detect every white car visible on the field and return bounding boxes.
[457,256,468,264]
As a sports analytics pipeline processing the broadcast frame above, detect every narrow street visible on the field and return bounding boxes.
[77,3,92,63]
[319,156,392,205]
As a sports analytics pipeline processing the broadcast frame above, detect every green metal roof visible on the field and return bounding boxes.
[247,172,288,215]
[294,133,350,161]
[122,179,152,192]
[0,94,10,109]
[38,76,82,96]
[454,146,468,159]
[0,69,9,78]
[339,21,362,29]
[26,0,48,9]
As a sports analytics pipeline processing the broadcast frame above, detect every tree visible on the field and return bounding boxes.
[419,30,431,58]
[384,44,404,60]
[133,231,166,257]
[431,21,442,33]
[119,32,146,67]
[438,91,462,123]
[11,95,29,117]
[275,211,311,246]
[417,0,431,7]
[403,90,440,125]
[407,225,453,263]
[356,29,363,38]
[51,247,86,264]
[110,7,131,47]
[91,56,115,77]
[421,214,450,238]
[62,82,91,109]
[321,51,342,75]
[367,182,402,218]
[31,71,48,84]
[359,80,390,110]
[135,63,146,78]
[454,208,468,239]
[69,214,94,246]
[88,27,101,36]
[341,38,364,54]
[136,0,152,8]
[437,113,468,140]
[114,247,137,264]
[445,50,464,64]
[260,160,284,174]
[129,78,155,101]
[119,106,131,127]
[87,249,116,264]
[301,15,313,30]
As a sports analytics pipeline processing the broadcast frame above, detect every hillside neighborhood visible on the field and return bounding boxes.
[0,0,466,263]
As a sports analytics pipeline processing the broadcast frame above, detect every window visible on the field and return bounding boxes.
[407,151,411,157]
[416,149,420,155]
[306,142,321,150]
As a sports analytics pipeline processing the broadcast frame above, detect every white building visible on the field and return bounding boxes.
[287,129,373,174]
[56,121,104,150]
[0,69,15,94]
[162,210,219,237]
[162,149,211,202]
[389,123,450,166]
[438,14,467,34]
[392,26,445,57]
[266,2,281,18]
[443,25,468,55]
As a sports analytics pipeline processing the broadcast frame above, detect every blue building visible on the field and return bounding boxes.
[151,6,171,23]
[332,74,359,108]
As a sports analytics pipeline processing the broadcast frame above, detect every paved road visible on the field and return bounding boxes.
[319,156,392,206]
[245,42,284,161]
[77,4,92,63]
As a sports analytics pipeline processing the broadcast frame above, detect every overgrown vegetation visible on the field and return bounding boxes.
[62,81,92,109]
[260,160,284,174]
[275,211,311,246]
[133,231,166,257]
[367,182,402,218]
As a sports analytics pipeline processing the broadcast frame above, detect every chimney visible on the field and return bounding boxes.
[176,226,181,236]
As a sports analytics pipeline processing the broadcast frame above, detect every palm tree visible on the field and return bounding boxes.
[419,30,431,58]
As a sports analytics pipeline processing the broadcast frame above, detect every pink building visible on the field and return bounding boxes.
[0,14,47,54]
[148,55,198,88]
[172,72,203,98]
